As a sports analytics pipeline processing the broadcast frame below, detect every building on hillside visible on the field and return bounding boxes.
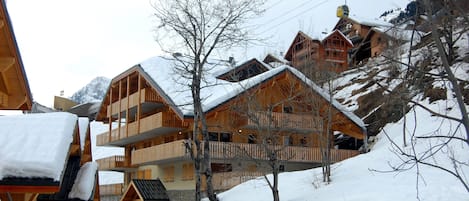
[94,56,366,201]
[0,113,100,201]
[333,16,394,65]
[284,30,353,77]
[0,0,32,110]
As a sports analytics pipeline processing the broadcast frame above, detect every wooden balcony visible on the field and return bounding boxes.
[202,171,264,191]
[131,140,359,165]
[245,111,323,133]
[99,183,124,196]
[96,155,132,171]
[96,111,184,146]
[131,140,188,165]
[107,88,164,117]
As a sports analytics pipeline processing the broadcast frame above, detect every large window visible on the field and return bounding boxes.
[208,132,232,142]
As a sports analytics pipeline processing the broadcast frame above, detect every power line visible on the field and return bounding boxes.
[260,0,313,28]
[257,0,328,35]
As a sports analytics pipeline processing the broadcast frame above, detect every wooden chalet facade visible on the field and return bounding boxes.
[333,16,393,65]
[284,30,353,77]
[0,1,32,110]
[95,56,366,200]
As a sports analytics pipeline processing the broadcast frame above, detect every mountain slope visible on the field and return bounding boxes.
[215,23,469,201]
[70,76,110,104]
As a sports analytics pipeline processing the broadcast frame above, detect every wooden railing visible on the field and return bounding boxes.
[210,141,358,163]
[99,183,124,196]
[131,140,188,165]
[131,140,359,165]
[247,111,323,132]
[96,111,183,146]
[96,155,128,170]
[202,171,265,191]
[107,88,163,116]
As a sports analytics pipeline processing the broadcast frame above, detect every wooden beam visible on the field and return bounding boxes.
[0,20,4,29]
[0,185,60,193]
[0,90,7,107]
[0,57,15,72]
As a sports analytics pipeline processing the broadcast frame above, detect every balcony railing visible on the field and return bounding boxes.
[131,140,188,165]
[202,171,264,191]
[96,111,184,146]
[96,155,131,171]
[131,140,359,165]
[107,88,163,117]
[246,111,323,132]
[99,183,124,196]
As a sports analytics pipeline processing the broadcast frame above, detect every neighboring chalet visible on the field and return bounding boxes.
[0,0,32,110]
[0,113,100,201]
[333,16,394,65]
[284,30,353,76]
[95,56,366,201]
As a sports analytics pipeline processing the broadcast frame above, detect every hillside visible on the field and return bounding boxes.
[70,76,110,104]
[214,25,469,201]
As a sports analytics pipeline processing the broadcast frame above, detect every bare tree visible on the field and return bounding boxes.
[151,1,264,200]
[370,0,469,194]
[226,70,324,201]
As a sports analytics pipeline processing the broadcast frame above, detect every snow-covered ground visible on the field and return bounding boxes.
[215,94,469,201]
[213,29,469,201]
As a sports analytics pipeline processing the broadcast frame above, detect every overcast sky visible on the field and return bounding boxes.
[6,0,409,108]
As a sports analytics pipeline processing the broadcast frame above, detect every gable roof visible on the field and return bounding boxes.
[121,179,170,201]
[333,15,393,31]
[216,58,271,82]
[0,1,32,110]
[284,31,321,61]
[323,29,354,47]
[136,56,365,131]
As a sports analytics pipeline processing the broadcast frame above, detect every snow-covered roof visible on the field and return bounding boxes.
[371,26,422,42]
[347,15,393,28]
[69,161,98,200]
[138,56,365,130]
[0,112,77,181]
[323,29,354,47]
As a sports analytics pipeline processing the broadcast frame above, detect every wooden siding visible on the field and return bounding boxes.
[107,88,163,117]
[99,183,124,196]
[131,140,188,165]
[96,111,184,146]
[202,171,264,191]
[245,111,323,132]
[131,140,359,165]
[96,155,129,171]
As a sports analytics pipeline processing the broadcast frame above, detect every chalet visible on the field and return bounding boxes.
[0,113,99,201]
[333,16,393,65]
[284,30,353,76]
[94,55,366,201]
[0,0,32,110]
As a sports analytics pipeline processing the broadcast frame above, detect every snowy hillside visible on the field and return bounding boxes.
[71,76,110,104]
[214,26,469,201]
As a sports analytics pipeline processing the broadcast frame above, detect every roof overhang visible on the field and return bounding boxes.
[0,1,32,110]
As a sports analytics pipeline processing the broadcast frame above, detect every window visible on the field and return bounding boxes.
[283,106,293,113]
[182,163,194,181]
[163,166,175,182]
[137,169,152,179]
[211,163,232,173]
[208,132,232,142]
[248,134,257,144]
[220,132,232,142]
